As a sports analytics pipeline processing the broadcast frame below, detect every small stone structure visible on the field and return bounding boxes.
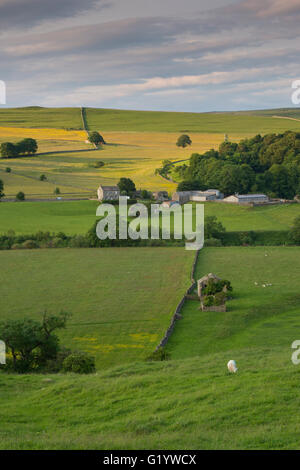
[97,185,120,201]
[197,273,220,297]
[197,273,228,312]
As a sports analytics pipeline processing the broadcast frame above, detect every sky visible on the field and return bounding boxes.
[1,0,300,111]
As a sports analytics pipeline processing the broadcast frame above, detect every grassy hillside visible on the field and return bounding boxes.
[1,345,299,449]
[167,247,300,359]
[1,250,300,450]
[86,108,300,134]
[0,200,299,235]
[0,107,82,129]
[0,132,227,197]
[0,247,193,369]
[0,106,299,134]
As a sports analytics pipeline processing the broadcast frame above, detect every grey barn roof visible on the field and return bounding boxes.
[237,194,267,199]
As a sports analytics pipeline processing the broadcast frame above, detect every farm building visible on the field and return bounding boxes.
[172,191,191,204]
[153,191,169,202]
[97,185,120,201]
[223,194,269,205]
[172,189,223,204]
[161,200,181,208]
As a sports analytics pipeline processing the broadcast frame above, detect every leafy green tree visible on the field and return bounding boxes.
[176,134,192,148]
[16,191,25,201]
[17,138,38,155]
[39,174,47,181]
[267,164,294,199]
[54,187,60,195]
[88,131,105,145]
[205,216,226,239]
[5,167,11,173]
[0,311,71,371]
[1,142,18,158]
[177,180,201,191]
[117,177,136,196]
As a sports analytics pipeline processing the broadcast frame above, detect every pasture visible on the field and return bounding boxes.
[0,247,194,370]
[0,199,299,235]
[85,107,300,133]
[0,107,82,129]
[167,247,300,360]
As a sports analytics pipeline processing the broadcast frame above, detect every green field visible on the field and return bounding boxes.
[0,247,193,369]
[0,107,300,134]
[1,246,300,450]
[0,200,299,235]
[86,108,300,133]
[167,247,300,359]
[0,107,82,129]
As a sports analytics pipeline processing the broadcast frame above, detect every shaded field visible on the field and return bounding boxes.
[0,200,299,235]
[167,247,300,360]
[0,247,193,369]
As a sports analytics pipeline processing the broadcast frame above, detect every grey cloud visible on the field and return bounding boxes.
[1,0,300,110]
[0,0,110,30]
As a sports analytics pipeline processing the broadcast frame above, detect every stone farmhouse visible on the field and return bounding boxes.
[223,194,269,205]
[97,185,120,201]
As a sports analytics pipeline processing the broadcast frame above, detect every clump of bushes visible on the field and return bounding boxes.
[62,352,96,374]
[201,278,232,308]
[202,278,232,296]
[147,348,170,362]
[204,238,223,247]
[89,161,105,168]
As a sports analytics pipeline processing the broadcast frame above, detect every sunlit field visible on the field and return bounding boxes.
[0,131,229,197]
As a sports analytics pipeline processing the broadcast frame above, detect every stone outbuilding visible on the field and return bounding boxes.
[197,273,221,298]
[97,185,120,201]
[197,273,229,312]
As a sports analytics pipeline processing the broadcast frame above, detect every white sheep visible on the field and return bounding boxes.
[227,360,238,373]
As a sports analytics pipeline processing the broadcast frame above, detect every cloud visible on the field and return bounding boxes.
[1,0,300,110]
[0,0,110,30]
[237,0,300,18]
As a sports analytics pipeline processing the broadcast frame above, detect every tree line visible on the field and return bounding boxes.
[173,131,300,199]
[0,138,38,158]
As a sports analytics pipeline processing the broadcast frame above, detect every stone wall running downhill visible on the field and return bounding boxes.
[81,107,97,149]
[155,249,200,351]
